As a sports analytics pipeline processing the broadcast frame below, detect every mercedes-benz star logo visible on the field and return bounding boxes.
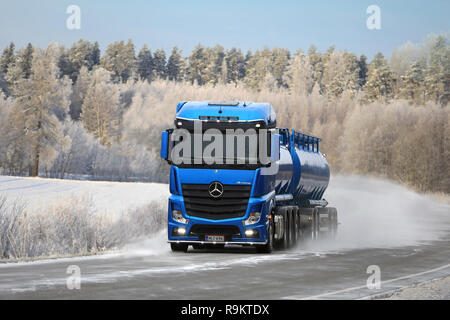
[208,181,224,198]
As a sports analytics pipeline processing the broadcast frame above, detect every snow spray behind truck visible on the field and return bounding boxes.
[160,101,337,253]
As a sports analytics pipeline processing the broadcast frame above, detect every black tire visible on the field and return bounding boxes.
[256,220,274,253]
[294,207,302,244]
[290,208,297,247]
[328,207,338,238]
[313,208,319,240]
[299,208,314,241]
[281,208,289,250]
[171,243,188,252]
[287,208,293,248]
[273,207,285,250]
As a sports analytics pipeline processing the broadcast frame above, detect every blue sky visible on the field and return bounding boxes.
[0,0,448,59]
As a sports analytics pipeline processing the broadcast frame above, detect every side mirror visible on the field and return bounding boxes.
[160,130,171,160]
[271,133,280,162]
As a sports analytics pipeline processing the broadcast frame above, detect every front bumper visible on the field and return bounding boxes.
[168,193,272,245]
[167,240,268,245]
[168,220,268,244]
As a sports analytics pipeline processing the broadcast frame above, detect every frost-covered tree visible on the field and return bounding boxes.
[322,51,345,97]
[0,42,16,95]
[60,40,101,82]
[223,48,246,84]
[8,44,72,176]
[47,120,96,178]
[152,49,167,79]
[167,46,185,81]
[307,45,324,93]
[137,45,153,81]
[425,35,449,105]
[209,45,225,84]
[364,53,396,103]
[5,43,34,95]
[390,41,422,76]
[398,58,426,103]
[244,47,273,90]
[101,39,136,83]
[187,44,208,85]
[284,50,314,96]
[81,67,121,146]
[0,42,15,74]
[358,55,368,87]
[271,47,290,87]
[69,66,91,120]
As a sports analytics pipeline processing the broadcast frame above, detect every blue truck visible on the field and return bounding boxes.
[160,101,337,253]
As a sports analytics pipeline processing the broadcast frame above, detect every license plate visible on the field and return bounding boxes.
[205,235,225,242]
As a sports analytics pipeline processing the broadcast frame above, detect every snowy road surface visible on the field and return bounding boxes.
[0,175,449,299]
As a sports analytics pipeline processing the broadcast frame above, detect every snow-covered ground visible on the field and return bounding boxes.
[0,176,169,216]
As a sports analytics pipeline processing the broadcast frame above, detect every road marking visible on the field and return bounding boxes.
[284,263,450,300]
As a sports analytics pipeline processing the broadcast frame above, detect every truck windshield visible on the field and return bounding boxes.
[169,129,271,169]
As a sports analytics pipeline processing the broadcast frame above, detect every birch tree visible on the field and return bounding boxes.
[8,44,71,176]
[81,67,121,146]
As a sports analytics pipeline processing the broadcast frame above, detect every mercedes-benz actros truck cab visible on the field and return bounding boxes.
[160,100,337,253]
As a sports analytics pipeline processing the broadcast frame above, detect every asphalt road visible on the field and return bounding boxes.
[1,233,450,299]
[0,176,449,299]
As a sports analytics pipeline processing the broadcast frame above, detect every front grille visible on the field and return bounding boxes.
[182,183,251,220]
[189,224,241,241]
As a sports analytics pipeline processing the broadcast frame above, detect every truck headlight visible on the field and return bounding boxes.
[173,227,186,236]
[243,212,261,225]
[172,210,188,224]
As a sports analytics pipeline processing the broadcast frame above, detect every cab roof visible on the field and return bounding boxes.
[175,101,276,128]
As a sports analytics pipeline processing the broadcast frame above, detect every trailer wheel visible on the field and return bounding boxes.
[294,207,301,244]
[256,220,273,254]
[313,208,320,240]
[288,207,295,248]
[171,243,188,252]
[290,207,298,247]
[328,207,338,238]
[282,207,290,250]
[299,208,314,241]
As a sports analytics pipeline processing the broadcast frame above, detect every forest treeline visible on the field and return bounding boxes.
[0,35,448,193]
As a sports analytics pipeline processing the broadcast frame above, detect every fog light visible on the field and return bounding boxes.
[172,210,188,224]
[245,229,256,237]
[175,227,186,236]
[243,212,261,226]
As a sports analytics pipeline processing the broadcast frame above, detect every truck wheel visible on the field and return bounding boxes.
[256,220,273,253]
[171,243,188,252]
[289,208,297,247]
[299,208,314,241]
[313,208,320,240]
[273,207,287,250]
[294,207,301,245]
[282,207,290,250]
[328,207,338,238]
[287,208,294,248]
